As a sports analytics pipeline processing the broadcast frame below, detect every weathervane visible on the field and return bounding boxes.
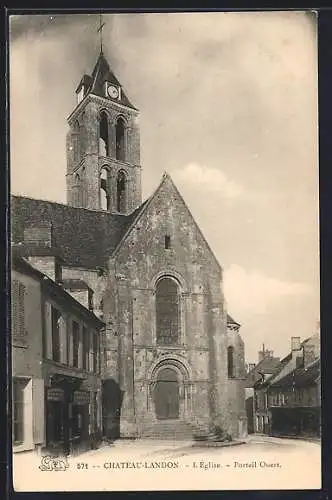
[97,14,106,54]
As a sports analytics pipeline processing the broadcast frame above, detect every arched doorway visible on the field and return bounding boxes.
[154,368,179,420]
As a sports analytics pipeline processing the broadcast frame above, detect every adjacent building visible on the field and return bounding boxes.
[12,252,104,455]
[245,346,281,434]
[252,333,320,438]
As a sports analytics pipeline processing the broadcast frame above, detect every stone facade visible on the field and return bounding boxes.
[101,173,230,438]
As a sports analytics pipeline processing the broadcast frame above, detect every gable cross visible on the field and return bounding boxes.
[97,14,106,54]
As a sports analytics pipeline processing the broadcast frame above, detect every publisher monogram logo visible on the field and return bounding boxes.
[39,455,70,472]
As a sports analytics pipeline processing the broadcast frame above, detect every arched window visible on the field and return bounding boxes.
[72,120,81,164]
[115,117,126,161]
[227,346,234,378]
[116,170,127,213]
[73,173,81,206]
[81,166,86,206]
[156,277,180,345]
[100,167,110,211]
[99,112,109,157]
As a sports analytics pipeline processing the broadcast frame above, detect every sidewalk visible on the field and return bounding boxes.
[247,433,321,445]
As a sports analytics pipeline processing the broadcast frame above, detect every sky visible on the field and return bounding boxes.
[9,12,319,363]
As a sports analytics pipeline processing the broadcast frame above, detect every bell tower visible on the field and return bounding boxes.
[66,49,142,214]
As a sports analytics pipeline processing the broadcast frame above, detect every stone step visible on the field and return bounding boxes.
[140,419,194,440]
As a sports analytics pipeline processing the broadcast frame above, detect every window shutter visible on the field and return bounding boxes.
[18,283,25,337]
[12,280,26,345]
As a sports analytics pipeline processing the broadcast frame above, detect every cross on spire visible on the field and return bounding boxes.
[97,14,106,54]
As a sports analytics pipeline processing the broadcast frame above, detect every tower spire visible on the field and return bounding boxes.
[97,14,106,55]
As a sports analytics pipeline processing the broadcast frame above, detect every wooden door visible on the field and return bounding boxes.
[155,368,179,420]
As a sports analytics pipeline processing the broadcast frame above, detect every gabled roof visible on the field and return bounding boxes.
[87,52,137,110]
[11,195,143,269]
[112,172,222,273]
[12,173,222,275]
[254,353,292,389]
[246,355,283,388]
[269,358,320,389]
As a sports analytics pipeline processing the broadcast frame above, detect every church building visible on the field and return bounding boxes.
[12,46,247,440]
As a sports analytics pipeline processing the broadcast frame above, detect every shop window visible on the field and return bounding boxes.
[72,406,84,439]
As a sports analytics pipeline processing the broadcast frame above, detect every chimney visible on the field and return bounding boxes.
[291,336,301,351]
[258,343,266,362]
[16,222,63,283]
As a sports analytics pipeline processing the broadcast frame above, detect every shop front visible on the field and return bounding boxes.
[269,406,321,438]
[45,374,90,455]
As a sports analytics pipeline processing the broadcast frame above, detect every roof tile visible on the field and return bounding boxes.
[11,196,145,269]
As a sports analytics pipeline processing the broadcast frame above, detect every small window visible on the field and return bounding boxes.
[72,321,80,368]
[227,346,234,378]
[51,307,61,363]
[82,327,89,370]
[165,235,171,249]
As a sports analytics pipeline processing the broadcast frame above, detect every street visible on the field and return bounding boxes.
[13,435,321,492]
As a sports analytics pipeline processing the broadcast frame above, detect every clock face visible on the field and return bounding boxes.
[107,85,119,99]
